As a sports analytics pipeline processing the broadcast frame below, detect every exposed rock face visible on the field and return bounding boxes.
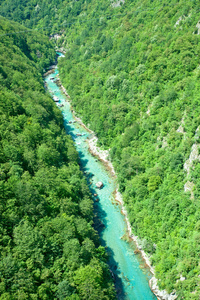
[181,125,200,199]
[149,277,177,300]
[156,136,168,150]
[183,142,200,199]
[174,16,185,27]
[111,0,125,8]
[176,124,184,134]
[175,14,192,29]
[196,20,200,34]
[184,181,195,200]
[176,114,186,135]
[184,143,200,175]
[50,34,62,40]
[146,104,152,116]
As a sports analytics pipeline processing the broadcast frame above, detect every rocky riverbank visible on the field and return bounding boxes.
[86,133,177,300]
[46,58,176,300]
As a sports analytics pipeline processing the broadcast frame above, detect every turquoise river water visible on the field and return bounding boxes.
[44,55,157,300]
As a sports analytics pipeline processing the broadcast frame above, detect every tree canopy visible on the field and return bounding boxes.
[1,0,200,297]
[0,17,115,300]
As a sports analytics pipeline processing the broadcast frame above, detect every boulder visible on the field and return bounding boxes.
[96,182,103,189]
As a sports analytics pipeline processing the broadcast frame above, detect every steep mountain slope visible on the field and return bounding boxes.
[1,0,200,298]
[0,0,87,34]
[0,17,115,299]
[57,2,200,298]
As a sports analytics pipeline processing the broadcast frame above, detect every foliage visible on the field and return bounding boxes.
[2,0,200,297]
[55,1,200,297]
[0,17,115,299]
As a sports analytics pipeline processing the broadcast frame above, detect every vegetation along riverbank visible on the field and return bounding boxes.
[1,0,200,298]
[0,17,116,299]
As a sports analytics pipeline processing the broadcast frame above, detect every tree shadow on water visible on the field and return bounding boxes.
[64,123,76,136]
[71,139,127,299]
[90,188,126,299]
[107,246,127,300]
[77,152,89,170]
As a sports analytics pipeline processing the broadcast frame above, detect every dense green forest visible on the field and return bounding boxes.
[1,0,200,298]
[58,2,200,298]
[0,17,116,299]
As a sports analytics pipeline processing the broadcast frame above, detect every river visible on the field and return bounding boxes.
[44,54,157,300]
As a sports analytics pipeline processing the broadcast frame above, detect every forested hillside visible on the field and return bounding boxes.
[0,0,86,33]
[0,17,115,299]
[1,0,200,299]
[57,2,200,298]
